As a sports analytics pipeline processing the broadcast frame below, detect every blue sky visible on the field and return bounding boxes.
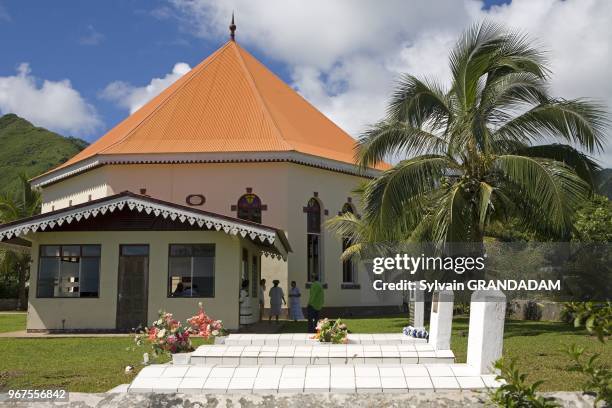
[0,0,303,137]
[0,0,610,165]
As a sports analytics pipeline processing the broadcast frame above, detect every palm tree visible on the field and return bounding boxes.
[0,174,41,310]
[344,22,608,248]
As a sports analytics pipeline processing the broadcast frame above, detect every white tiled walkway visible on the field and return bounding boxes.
[128,363,502,393]
[191,343,454,365]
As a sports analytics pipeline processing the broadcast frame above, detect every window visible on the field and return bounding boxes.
[37,245,101,298]
[306,197,322,282]
[168,244,215,297]
[251,256,258,297]
[341,203,357,284]
[236,193,262,223]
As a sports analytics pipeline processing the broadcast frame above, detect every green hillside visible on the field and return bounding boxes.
[0,113,88,196]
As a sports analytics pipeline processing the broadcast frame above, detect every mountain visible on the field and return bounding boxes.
[597,168,612,199]
[0,113,88,196]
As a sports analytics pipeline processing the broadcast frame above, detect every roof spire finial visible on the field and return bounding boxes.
[229,12,236,41]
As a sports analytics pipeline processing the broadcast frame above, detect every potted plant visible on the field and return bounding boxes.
[312,318,348,344]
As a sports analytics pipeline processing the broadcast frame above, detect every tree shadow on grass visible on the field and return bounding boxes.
[503,319,587,338]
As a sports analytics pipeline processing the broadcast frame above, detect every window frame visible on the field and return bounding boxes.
[340,203,357,285]
[306,197,323,282]
[36,244,101,299]
[167,243,216,298]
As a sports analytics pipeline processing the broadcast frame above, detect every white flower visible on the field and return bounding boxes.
[212,330,219,336]
[157,329,166,338]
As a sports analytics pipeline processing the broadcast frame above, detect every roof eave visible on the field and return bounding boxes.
[30,151,383,188]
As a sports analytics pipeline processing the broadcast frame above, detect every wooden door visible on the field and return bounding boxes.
[116,245,149,331]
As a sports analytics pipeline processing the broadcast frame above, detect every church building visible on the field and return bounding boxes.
[0,24,401,332]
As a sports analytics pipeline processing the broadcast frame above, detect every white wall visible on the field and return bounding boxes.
[27,230,244,331]
[38,162,404,310]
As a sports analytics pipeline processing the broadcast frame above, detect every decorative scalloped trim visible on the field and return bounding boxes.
[0,196,277,247]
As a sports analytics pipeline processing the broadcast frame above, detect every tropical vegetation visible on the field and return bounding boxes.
[330,22,609,251]
[0,174,41,309]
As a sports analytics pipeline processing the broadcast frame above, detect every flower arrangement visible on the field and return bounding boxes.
[313,318,348,344]
[135,303,225,356]
[403,325,429,339]
[187,303,226,339]
[135,311,193,355]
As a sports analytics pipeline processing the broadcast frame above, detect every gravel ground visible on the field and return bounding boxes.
[0,391,599,407]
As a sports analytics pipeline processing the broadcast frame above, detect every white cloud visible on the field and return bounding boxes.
[100,62,191,114]
[161,0,612,165]
[79,24,105,46]
[0,63,101,136]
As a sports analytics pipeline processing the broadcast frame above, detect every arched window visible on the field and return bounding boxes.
[305,198,321,282]
[236,193,262,223]
[341,203,356,284]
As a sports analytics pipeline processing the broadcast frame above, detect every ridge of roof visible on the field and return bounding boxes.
[230,42,292,151]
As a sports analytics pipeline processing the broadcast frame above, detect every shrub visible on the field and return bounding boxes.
[490,358,559,407]
[562,302,611,342]
[313,318,348,344]
[566,344,611,405]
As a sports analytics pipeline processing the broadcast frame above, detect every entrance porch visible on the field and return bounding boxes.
[0,192,291,332]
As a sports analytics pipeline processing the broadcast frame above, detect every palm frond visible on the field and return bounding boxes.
[511,144,600,187]
[387,74,452,129]
[361,155,455,227]
[495,155,590,235]
[494,99,609,152]
[478,182,494,230]
[355,120,448,167]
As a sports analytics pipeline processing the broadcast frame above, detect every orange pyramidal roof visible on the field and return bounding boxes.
[51,40,387,175]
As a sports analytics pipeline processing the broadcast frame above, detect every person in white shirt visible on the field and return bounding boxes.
[268,280,285,322]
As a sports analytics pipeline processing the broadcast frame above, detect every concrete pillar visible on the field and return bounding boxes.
[428,290,454,350]
[467,290,506,374]
[411,288,425,327]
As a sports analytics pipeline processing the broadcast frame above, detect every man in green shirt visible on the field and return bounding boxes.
[307,280,324,333]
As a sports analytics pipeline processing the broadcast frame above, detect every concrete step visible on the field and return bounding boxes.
[190,344,454,365]
[128,363,502,393]
[219,333,428,346]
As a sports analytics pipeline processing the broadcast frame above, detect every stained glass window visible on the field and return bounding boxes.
[237,193,262,223]
[306,198,322,281]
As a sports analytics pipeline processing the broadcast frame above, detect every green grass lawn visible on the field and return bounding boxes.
[0,313,26,333]
[0,314,609,392]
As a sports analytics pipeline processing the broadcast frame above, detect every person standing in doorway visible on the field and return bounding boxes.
[268,280,285,323]
[259,279,266,322]
[288,281,304,321]
[307,280,324,333]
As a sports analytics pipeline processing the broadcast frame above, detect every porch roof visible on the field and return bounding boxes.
[0,191,291,259]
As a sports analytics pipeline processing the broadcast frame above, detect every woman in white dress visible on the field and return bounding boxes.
[288,281,304,321]
[268,280,285,322]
